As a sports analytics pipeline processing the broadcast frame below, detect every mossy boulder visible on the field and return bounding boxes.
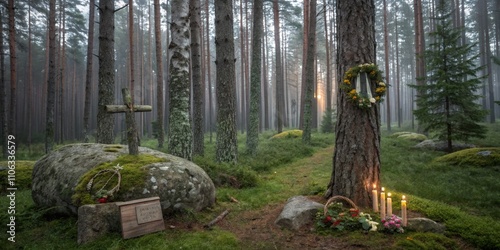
[390,132,427,142]
[32,143,216,215]
[434,147,500,167]
[271,130,303,139]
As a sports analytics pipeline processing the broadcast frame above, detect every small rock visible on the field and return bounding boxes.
[407,217,446,233]
[77,203,120,244]
[477,151,491,156]
[275,196,323,230]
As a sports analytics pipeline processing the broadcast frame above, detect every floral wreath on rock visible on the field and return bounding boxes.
[341,63,386,109]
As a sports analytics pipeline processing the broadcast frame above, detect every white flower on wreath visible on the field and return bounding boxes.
[370,98,376,103]
[379,82,386,87]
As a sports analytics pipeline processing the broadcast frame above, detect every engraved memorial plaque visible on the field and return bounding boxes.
[136,203,163,224]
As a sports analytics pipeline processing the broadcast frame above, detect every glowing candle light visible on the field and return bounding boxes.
[401,195,407,226]
[387,192,393,216]
[380,187,386,219]
[372,184,379,212]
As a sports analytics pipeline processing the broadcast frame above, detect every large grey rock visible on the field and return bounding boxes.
[275,196,323,230]
[77,203,120,244]
[414,140,475,151]
[32,143,215,215]
[407,217,446,233]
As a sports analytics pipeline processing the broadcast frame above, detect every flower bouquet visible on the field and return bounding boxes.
[381,214,405,233]
[317,196,378,232]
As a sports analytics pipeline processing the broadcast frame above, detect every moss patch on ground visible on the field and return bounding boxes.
[270,129,303,139]
[434,147,500,168]
[72,154,167,205]
[0,160,35,192]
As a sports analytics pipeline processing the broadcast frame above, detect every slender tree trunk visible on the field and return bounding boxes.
[273,0,284,133]
[300,0,310,129]
[168,0,193,160]
[0,8,7,158]
[153,0,165,148]
[214,0,238,163]
[205,0,213,143]
[383,0,391,131]
[323,0,332,115]
[414,0,426,132]
[59,0,66,143]
[27,1,33,150]
[8,0,17,138]
[246,0,263,155]
[325,0,381,208]
[96,0,116,144]
[302,0,317,144]
[191,0,204,156]
[83,0,95,142]
[46,0,57,153]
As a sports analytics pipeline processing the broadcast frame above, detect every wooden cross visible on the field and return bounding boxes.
[106,88,152,155]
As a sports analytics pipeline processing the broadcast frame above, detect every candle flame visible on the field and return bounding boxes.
[388,192,391,197]
[402,195,406,200]
[381,187,385,192]
[373,184,376,189]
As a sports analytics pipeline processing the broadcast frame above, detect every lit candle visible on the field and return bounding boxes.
[401,195,407,226]
[387,192,393,216]
[372,184,379,212]
[380,187,386,219]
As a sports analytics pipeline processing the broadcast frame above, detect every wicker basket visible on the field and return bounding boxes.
[323,195,359,216]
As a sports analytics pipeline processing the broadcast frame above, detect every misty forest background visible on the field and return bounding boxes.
[0,0,499,156]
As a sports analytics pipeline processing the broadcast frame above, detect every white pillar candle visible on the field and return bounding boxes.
[380,187,386,219]
[372,184,379,212]
[401,195,407,226]
[387,192,393,216]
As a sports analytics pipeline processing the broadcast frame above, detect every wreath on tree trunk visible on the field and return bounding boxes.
[341,63,386,109]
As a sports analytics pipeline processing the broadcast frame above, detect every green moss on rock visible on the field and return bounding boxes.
[72,154,167,205]
[434,147,500,167]
[271,130,303,139]
[390,132,427,142]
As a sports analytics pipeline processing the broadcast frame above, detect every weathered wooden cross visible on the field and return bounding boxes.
[106,88,152,155]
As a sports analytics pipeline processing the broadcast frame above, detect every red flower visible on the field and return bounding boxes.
[97,197,108,203]
[324,216,332,224]
[333,219,342,226]
[349,208,359,217]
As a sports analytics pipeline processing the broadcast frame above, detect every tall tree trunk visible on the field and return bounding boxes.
[0,8,7,158]
[414,0,426,132]
[302,0,317,144]
[323,0,332,118]
[8,0,16,139]
[83,0,95,143]
[325,0,381,208]
[127,0,139,150]
[246,0,263,155]
[97,0,115,144]
[154,0,165,148]
[478,0,495,123]
[59,0,66,143]
[383,0,391,131]
[273,0,284,133]
[214,0,238,163]
[168,0,192,160]
[205,0,213,143]
[46,0,57,153]
[28,1,33,150]
[191,0,204,156]
[300,0,310,129]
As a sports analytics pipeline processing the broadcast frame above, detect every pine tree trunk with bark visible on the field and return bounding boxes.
[46,0,57,153]
[302,0,317,144]
[83,0,95,143]
[273,0,284,133]
[0,9,7,158]
[214,0,238,163]
[246,0,263,155]
[8,0,17,138]
[153,0,165,148]
[97,0,116,144]
[168,0,193,160]
[190,0,204,156]
[324,0,381,208]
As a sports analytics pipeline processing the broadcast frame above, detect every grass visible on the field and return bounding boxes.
[1,124,500,249]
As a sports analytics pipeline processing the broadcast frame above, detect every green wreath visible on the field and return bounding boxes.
[341,63,386,109]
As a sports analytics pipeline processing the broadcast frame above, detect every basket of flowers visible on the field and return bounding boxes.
[317,195,378,231]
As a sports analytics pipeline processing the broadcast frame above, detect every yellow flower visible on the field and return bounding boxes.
[350,89,357,94]
[352,96,357,100]
[344,79,350,84]
[375,96,380,100]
